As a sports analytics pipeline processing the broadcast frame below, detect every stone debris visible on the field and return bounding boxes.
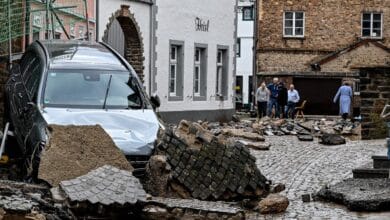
[60,165,147,205]
[257,193,289,214]
[320,133,346,145]
[297,135,314,141]
[237,140,270,151]
[144,155,172,197]
[154,120,271,201]
[0,180,73,219]
[317,178,390,211]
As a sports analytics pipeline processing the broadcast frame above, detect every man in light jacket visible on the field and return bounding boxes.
[285,84,300,119]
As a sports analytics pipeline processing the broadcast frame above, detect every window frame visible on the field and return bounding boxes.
[216,50,224,96]
[194,48,201,97]
[242,6,254,21]
[361,12,383,39]
[169,45,178,96]
[283,11,305,38]
[236,38,241,57]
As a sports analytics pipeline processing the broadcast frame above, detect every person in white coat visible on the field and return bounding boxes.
[333,82,353,120]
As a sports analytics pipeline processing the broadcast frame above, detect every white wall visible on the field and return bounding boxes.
[96,0,152,91]
[237,0,254,105]
[155,0,236,112]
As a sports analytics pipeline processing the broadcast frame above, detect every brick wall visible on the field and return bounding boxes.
[360,68,390,139]
[258,0,390,51]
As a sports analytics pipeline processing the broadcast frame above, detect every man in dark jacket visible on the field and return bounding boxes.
[277,82,288,118]
[267,78,280,117]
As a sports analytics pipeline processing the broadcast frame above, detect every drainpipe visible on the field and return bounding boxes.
[252,0,258,109]
[95,0,99,41]
[148,0,156,96]
[84,0,90,41]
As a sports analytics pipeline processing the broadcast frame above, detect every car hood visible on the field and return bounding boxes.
[41,107,159,156]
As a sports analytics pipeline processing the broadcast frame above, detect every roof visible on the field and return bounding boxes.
[310,39,390,67]
[39,40,128,71]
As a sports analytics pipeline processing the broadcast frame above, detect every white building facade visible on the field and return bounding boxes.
[236,0,254,110]
[96,0,237,123]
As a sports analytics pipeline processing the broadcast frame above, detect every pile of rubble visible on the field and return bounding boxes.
[144,120,289,213]
[0,121,294,219]
[206,116,360,146]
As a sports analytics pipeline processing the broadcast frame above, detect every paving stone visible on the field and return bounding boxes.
[249,136,390,219]
[60,165,146,206]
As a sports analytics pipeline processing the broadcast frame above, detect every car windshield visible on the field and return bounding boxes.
[43,69,143,109]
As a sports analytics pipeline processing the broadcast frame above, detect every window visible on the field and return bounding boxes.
[170,46,178,96]
[194,48,202,96]
[194,44,208,101]
[70,22,75,37]
[362,13,382,38]
[43,70,143,109]
[216,47,228,100]
[169,41,184,101]
[284,11,305,37]
[236,38,241,57]
[54,33,61,39]
[78,26,85,39]
[242,6,254,21]
[216,50,223,96]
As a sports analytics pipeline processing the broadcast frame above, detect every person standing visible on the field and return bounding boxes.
[267,78,279,118]
[277,82,288,118]
[285,84,300,119]
[256,82,269,119]
[333,82,353,120]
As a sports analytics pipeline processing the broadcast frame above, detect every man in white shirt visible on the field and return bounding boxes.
[285,84,300,119]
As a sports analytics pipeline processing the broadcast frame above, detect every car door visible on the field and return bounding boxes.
[7,51,35,152]
[21,51,47,152]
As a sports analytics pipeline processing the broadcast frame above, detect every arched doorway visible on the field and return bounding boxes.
[103,5,144,82]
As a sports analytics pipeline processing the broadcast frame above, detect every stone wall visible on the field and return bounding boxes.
[258,0,390,51]
[360,68,390,139]
[321,42,390,73]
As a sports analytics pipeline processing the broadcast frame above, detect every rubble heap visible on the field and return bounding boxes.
[39,125,133,186]
[0,180,73,219]
[153,120,270,201]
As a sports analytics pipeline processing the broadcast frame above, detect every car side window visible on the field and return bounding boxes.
[19,51,36,76]
[23,57,43,102]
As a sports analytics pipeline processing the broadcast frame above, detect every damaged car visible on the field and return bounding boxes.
[4,40,161,179]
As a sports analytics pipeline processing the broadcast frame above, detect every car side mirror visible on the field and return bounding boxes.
[9,64,20,75]
[150,93,161,109]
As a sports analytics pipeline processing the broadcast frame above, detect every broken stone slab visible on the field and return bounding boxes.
[320,133,346,145]
[352,168,389,179]
[0,195,38,213]
[142,197,244,220]
[157,121,270,201]
[60,165,147,206]
[297,135,314,142]
[317,178,390,211]
[237,140,270,151]
[222,129,265,141]
[372,155,390,169]
[257,194,289,214]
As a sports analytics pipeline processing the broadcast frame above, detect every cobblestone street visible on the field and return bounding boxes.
[247,136,390,219]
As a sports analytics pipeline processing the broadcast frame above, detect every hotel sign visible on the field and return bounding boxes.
[195,17,209,32]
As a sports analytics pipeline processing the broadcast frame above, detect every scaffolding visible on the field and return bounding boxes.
[0,0,91,66]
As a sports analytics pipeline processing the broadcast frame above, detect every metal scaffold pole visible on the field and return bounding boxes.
[7,0,12,69]
[84,0,89,41]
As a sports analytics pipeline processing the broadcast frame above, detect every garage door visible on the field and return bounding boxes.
[293,78,341,115]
